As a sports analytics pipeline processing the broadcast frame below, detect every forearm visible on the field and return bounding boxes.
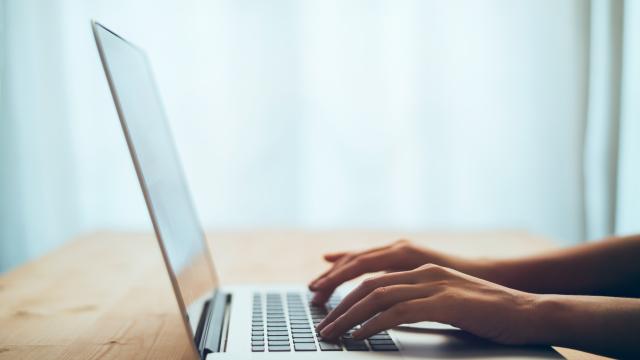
[530,294,640,358]
[468,234,640,296]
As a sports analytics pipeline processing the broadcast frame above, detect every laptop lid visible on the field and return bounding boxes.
[92,21,219,353]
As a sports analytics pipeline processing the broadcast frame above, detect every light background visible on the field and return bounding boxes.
[1,0,639,272]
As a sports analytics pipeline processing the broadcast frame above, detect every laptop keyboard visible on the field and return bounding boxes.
[251,291,399,352]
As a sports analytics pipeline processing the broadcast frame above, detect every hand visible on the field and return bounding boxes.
[309,239,472,305]
[316,264,541,345]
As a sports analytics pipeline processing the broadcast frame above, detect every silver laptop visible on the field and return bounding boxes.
[92,21,562,359]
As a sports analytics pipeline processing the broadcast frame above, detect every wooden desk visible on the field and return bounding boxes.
[0,230,608,359]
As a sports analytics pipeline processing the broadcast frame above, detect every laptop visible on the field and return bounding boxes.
[92,21,562,359]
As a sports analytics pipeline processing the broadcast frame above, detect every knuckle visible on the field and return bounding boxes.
[418,263,437,270]
[394,238,410,246]
[419,263,448,275]
[369,287,389,303]
[393,239,413,252]
[360,277,378,292]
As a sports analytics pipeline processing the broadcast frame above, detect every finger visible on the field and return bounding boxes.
[353,298,437,339]
[309,268,336,291]
[313,249,397,292]
[318,265,451,331]
[309,255,353,290]
[316,270,420,331]
[310,290,333,306]
[319,283,437,339]
[311,256,375,304]
[310,244,394,290]
[310,256,354,303]
[311,255,385,306]
[324,252,348,262]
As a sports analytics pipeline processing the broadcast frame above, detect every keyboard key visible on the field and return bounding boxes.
[267,324,287,328]
[267,331,289,336]
[268,340,290,346]
[251,336,264,341]
[292,333,314,338]
[370,344,399,351]
[291,324,311,330]
[291,328,312,334]
[346,346,369,351]
[266,335,289,341]
[368,339,395,345]
[294,343,317,351]
[252,340,264,346]
[252,345,264,352]
[267,326,288,330]
[267,328,288,333]
[266,324,287,328]
[293,337,315,343]
[268,345,291,352]
[343,338,366,345]
[319,341,342,351]
[343,339,369,351]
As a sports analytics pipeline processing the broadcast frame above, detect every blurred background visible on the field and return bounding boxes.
[0,0,638,273]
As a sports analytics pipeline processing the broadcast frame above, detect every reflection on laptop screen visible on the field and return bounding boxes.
[93,23,218,314]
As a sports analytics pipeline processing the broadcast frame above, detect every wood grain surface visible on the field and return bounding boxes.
[0,230,610,359]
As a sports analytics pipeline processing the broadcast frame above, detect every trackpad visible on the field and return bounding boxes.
[392,328,562,359]
[399,321,459,330]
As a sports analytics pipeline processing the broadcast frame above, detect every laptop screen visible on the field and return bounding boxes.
[93,22,218,334]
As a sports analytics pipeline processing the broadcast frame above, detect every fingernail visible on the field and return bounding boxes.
[315,279,326,288]
[352,330,364,340]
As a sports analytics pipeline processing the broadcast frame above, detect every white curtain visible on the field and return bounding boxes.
[613,1,640,236]
[585,0,640,239]
[1,0,638,273]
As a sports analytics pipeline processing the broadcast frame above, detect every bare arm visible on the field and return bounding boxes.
[534,294,640,358]
[316,265,640,359]
[474,234,640,296]
[309,234,640,301]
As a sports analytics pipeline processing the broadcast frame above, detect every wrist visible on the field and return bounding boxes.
[525,294,574,346]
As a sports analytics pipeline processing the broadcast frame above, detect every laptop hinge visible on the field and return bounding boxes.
[196,291,231,358]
